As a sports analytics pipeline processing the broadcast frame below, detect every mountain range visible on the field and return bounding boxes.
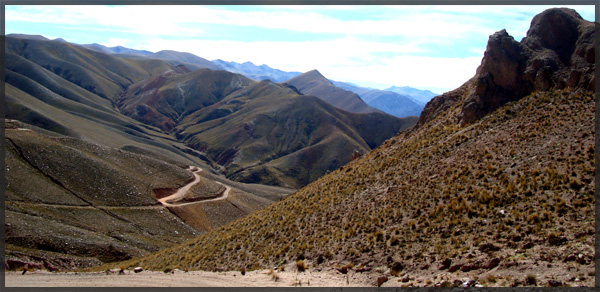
[286,70,382,114]
[332,80,428,117]
[4,32,416,270]
[384,86,438,104]
[112,8,596,287]
[9,32,435,119]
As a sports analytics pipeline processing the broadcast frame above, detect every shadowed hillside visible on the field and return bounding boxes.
[117,66,416,189]
[175,79,416,189]
[115,8,595,287]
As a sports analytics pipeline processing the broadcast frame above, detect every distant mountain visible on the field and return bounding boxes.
[81,43,153,56]
[6,33,50,41]
[331,80,425,118]
[385,86,438,104]
[212,59,302,83]
[145,50,222,71]
[330,80,373,96]
[360,89,425,118]
[285,70,382,114]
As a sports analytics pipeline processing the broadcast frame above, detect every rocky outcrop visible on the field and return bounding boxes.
[460,8,595,125]
[419,8,595,127]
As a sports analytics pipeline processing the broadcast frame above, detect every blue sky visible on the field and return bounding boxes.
[5,5,595,93]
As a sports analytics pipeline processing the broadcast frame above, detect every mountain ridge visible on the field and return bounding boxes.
[286,70,383,114]
[211,59,302,83]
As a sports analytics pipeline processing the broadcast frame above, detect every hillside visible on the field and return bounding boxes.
[4,35,292,271]
[115,8,595,287]
[285,70,382,114]
[117,68,253,132]
[115,64,415,189]
[175,79,417,189]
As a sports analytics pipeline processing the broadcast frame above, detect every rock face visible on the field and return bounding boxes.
[461,8,595,125]
[420,8,595,127]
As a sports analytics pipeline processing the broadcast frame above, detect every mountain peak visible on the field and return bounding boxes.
[286,70,383,114]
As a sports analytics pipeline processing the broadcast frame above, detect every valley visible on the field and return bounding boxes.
[4,29,415,273]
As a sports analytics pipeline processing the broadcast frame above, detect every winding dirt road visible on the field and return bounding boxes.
[157,166,231,207]
[8,166,233,212]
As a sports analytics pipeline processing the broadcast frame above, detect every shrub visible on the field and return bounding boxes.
[526,274,537,286]
[296,260,307,272]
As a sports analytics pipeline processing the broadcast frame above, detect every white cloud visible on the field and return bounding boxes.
[323,55,483,92]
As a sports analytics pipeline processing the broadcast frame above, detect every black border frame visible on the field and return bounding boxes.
[1,1,598,291]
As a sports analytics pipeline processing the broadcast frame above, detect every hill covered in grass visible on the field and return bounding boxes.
[115,8,595,287]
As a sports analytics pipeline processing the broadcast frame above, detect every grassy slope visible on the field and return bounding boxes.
[118,89,594,285]
[4,128,199,266]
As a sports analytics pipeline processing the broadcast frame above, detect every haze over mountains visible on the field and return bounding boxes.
[332,80,428,117]
[113,8,595,287]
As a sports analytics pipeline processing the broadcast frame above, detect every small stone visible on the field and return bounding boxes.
[401,276,410,282]
[486,258,501,269]
[377,276,389,287]
[548,280,562,287]
[564,254,577,262]
[522,242,534,249]
[438,258,452,270]
[134,267,143,273]
[576,254,587,264]
[449,264,464,272]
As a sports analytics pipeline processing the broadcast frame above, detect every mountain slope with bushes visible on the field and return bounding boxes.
[117,8,595,287]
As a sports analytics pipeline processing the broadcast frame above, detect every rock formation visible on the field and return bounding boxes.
[419,8,595,127]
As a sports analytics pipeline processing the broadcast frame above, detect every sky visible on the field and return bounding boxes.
[5,4,595,93]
